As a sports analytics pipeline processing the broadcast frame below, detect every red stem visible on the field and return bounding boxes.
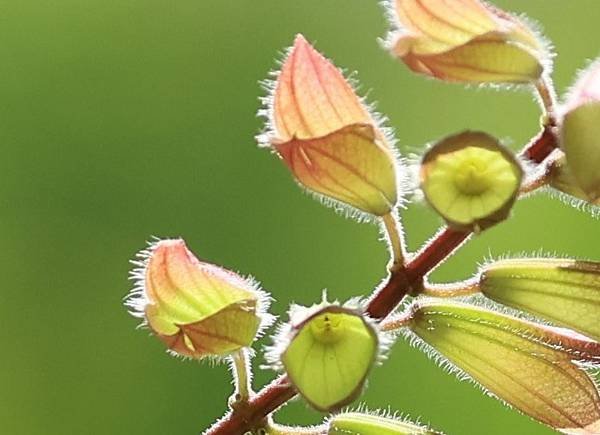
[204,125,558,435]
[366,227,470,318]
[522,125,557,164]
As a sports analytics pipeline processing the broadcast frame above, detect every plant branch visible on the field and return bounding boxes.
[535,75,558,125]
[366,226,471,319]
[380,306,416,331]
[267,422,328,435]
[205,124,560,435]
[231,348,252,403]
[419,278,480,298]
[521,171,551,195]
[382,212,406,270]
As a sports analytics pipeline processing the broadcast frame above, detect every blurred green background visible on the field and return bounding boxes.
[2,1,599,434]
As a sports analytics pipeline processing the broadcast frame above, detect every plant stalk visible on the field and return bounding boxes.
[205,123,560,435]
[382,212,406,270]
[232,348,252,403]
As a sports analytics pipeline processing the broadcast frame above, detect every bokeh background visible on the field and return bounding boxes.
[2,1,599,434]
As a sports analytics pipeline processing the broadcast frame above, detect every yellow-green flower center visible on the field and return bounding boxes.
[454,159,492,195]
[421,135,522,229]
[310,312,345,344]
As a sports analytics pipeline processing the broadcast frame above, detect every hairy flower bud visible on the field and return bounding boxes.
[558,60,600,204]
[126,239,271,359]
[386,0,548,84]
[549,157,600,207]
[420,131,523,231]
[267,300,380,412]
[329,411,440,435]
[480,258,600,341]
[409,301,600,434]
[262,34,399,217]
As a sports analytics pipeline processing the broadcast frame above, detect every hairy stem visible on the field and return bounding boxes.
[232,348,252,402]
[521,171,551,195]
[535,75,558,125]
[420,278,480,298]
[380,306,415,331]
[366,227,471,319]
[267,423,328,435]
[205,124,560,435]
[382,212,406,270]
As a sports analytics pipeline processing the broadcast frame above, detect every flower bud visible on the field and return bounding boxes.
[549,156,600,206]
[559,60,600,203]
[409,301,600,434]
[262,34,399,217]
[564,60,600,113]
[480,258,600,341]
[420,131,523,231]
[126,239,271,359]
[386,0,548,84]
[267,300,380,412]
[329,411,440,435]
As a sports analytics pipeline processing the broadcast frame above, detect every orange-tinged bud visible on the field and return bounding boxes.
[273,34,372,142]
[386,0,547,84]
[126,239,271,359]
[558,61,600,203]
[275,124,398,216]
[263,34,399,217]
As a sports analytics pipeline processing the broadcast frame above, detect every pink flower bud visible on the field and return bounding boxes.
[386,0,548,84]
[261,35,400,217]
[564,60,600,113]
[126,239,271,359]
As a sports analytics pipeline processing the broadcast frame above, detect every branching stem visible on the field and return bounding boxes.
[205,105,561,435]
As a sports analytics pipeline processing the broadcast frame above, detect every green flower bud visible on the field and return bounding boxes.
[558,60,600,203]
[409,301,600,434]
[329,411,441,435]
[420,131,523,232]
[560,103,600,203]
[480,258,600,341]
[549,156,600,206]
[267,301,381,412]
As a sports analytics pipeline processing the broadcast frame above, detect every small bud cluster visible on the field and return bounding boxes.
[124,1,600,434]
